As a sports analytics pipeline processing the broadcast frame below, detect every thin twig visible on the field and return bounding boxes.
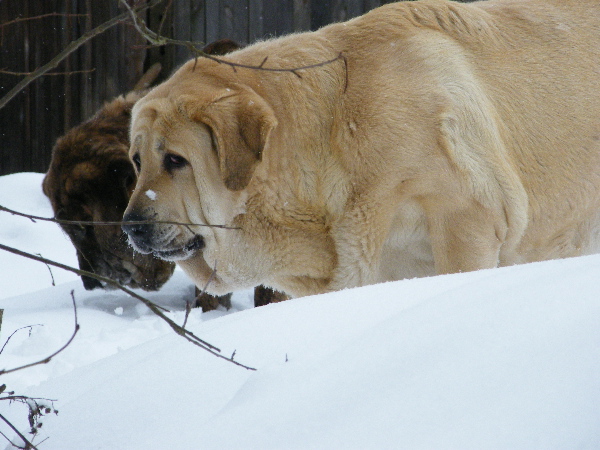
[194,263,218,304]
[182,301,192,330]
[0,68,95,76]
[157,0,173,37]
[0,325,43,355]
[0,292,79,376]
[0,13,88,29]
[341,53,349,93]
[185,263,219,328]
[0,204,239,230]
[0,412,38,450]
[1,395,57,404]
[0,244,256,371]
[119,0,346,77]
[205,52,345,76]
[36,253,56,286]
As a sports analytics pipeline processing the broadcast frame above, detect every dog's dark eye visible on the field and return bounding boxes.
[132,153,141,171]
[164,153,188,171]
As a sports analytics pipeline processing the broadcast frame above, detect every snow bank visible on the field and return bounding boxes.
[1,173,599,449]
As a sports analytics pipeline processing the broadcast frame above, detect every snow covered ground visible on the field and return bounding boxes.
[0,172,599,449]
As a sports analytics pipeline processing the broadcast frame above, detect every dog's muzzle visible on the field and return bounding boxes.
[121,211,155,253]
[122,212,205,260]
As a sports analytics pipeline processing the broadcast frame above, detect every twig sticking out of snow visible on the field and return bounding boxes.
[0,243,257,372]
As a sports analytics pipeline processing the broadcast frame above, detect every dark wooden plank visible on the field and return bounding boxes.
[205,0,220,44]
[189,0,207,47]
[248,0,263,42]
[293,0,311,32]
[261,0,295,38]
[310,0,331,31]
[146,0,177,85]
[0,0,28,174]
[330,0,363,23]
[225,0,250,44]
[206,0,250,45]
[0,0,149,175]
[173,0,192,66]
[0,0,483,177]
[364,0,383,11]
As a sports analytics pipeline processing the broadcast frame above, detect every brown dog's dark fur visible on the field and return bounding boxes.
[43,72,176,291]
[43,40,287,308]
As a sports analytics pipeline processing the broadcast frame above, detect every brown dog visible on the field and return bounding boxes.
[124,0,600,298]
[42,64,175,291]
[43,40,287,309]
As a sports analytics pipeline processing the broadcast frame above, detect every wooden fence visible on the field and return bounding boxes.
[0,0,472,176]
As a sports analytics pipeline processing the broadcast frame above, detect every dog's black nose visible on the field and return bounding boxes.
[122,212,151,239]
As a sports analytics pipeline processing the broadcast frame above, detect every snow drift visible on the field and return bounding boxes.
[1,173,599,449]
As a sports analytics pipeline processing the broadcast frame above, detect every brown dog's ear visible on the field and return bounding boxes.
[185,87,277,190]
[202,39,242,56]
[41,171,52,198]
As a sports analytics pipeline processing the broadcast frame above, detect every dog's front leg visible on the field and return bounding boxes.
[426,201,505,275]
[329,201,394,291]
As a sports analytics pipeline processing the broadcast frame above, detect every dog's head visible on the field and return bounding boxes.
[43,92,176,291]
[122,59,278,293]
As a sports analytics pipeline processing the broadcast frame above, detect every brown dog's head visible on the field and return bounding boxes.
[43,89,176,291]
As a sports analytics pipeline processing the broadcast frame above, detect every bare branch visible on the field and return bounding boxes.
[118,0,346,77]
[119,0,169,46]
[185,263,219,327]
[0,69,95,77]
[0,13,88,29]
[341,53,349,93]
[0,412,39,450]
[157,0,174,37]
[0,1,157,110]
[0,204,239,230]
[182,301,193,330]
[194,263,218,305]
[207,52,345,75]
[0,244,256,371]
[36,253,56,286]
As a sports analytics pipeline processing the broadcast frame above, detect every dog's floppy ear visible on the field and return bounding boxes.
[184,86,277,190]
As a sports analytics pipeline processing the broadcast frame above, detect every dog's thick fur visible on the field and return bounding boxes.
[124,0,600,298]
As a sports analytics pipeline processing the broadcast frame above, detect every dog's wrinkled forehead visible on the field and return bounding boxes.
[132,98,167,139]
[130,98,182,156]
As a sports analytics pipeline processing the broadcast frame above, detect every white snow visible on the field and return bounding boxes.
[0,172,599,449]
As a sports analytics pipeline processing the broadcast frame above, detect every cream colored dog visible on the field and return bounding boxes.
[123,0,600,298]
